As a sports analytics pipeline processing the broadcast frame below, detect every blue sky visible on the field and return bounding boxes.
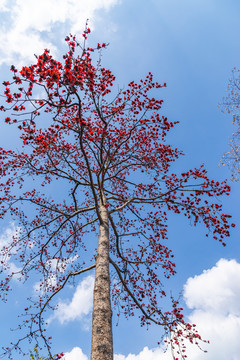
[0,1,240,359]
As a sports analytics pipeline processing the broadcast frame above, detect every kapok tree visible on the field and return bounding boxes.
[220,67,240,180]
[0,27,233,360]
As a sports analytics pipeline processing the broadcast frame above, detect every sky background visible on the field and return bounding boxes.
[0,1,240,359]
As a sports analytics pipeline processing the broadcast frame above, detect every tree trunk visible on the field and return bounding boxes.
[90,196,113,360]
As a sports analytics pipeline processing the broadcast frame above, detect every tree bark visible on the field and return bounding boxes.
[90,196,113,360]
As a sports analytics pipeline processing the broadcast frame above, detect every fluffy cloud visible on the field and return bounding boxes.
[0,0,121,66]
[184,258,240,315]
[61,346,168,360]
[62,347,88,360]
[62,259,240,360]
[114,347,169,360]
[182,258,240,359]
[51,275,94,325]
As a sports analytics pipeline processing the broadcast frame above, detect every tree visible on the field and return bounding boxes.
[220,67,240,180]
[0,27,233,360]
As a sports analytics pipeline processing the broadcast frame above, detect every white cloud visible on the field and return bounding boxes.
[33,256,79,294]
[60,346,170,360]
[61,347,88,360]
[61,346,167,360]
[0,0,121,66]
[0,0,9,11]
[114,346,169,360]
[51,275,94,324]
[184,258,240,315]
[0,223,19,250]
[45,256,79,273]
[0,224,22,279]
[182,258,240,360]
[33,273,58,294]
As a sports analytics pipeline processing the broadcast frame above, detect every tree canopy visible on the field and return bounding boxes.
[0,27,234,360]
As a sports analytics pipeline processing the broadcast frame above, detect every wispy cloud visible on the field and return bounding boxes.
[33,256,79,294]
[0,224,22,280]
